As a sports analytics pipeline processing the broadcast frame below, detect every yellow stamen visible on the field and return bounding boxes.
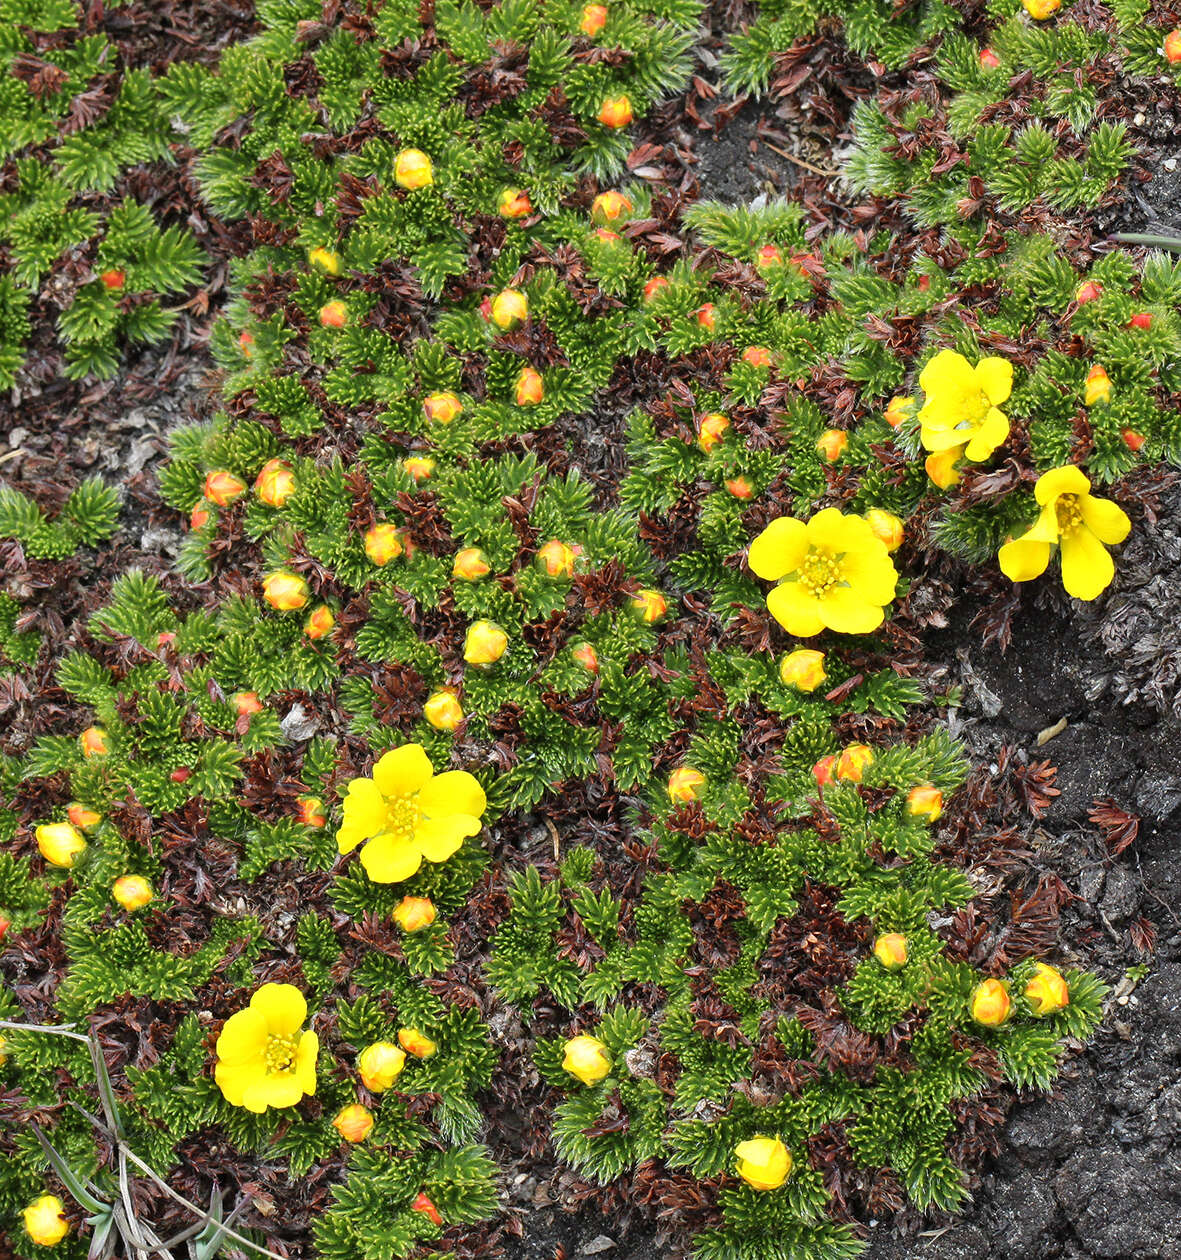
[265,1033,299,1072]
[798,550,844,598]
[1055,493,1083,535]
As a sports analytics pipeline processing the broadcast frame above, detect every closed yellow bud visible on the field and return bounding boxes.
[394,148,433,190]
[403,456,435,483]
[393,895,437,932]
[204,469,247,506]
[490,288,529,330]
[305,604,335,640]
[779,649,826,692]
[464,620,508,665]
[590,190,633,226]
[66,803,102,830]
[358,1040,406,1092]
[864,508,904,552]
[630,588,667,623]
[424,688,464,732]
[971,977,1012,1026]
[263,571,310,611]
[1022,0,1059,18]
[364,522,405,566]
[112,874,153,911]
[884,395,914,428]
[333,1103,374,1142]
[734,1136,792,1190]
[1025,962,1070,1016]
[907,784,943,821]
[453,547,491,580]
[308,246,342,275]
[79,725,109,757]
[816,429,847,462]
[398,1027,438,1059]
[836,743,874,782]
[562,1034,611,1085]
[23,1195,70,1246]
[537,539,579,577]
[36,822,86,868]
[423,391,463,424]
[254,458,296,508]
[515,365,545,406]
[697,412,730,453]
[925,446,963,489]
[668,766,705,803]
[1084,364,1112,406]
[873,933,908,971]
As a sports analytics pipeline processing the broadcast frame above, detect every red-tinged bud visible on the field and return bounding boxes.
[630,588,667,623]
[403,455,435,483]
[333,1103,374,1142]
[537,539,580,577]
[170,766,191,783]
[668,765,705,802]
[394,148,433,190]
[112,874,153,911]
[305,604,335,640]
[572,642,599,672]
[1025,961,1070,1016]
[971,977,1011,1026]
[515,365,544,406]
[643,275,669,302]
[393,896,436,932]
[742,345,772,368]
[697,412,730,453]
[412,1192,443,1227]
[836,743,874,782]
[597,94,632,129]
[1167,29,1181,63]
[498,187,533,219]
[1129,311,1153,330]
[1075,280,1102,305]
[696,303,717,330]
[884,395,914,428]
[979,46,1001,69]
[579,2,608,36]
[157,631,176,648]
[592,227,621,244]
[490,288,529,330]
[263,571,310,611]
[1022,0,1060,18]
[816,429,848,462]
[66,803,102,830]
[479,296,493,321]
[907,784,943,821]
[80,726,108,757]
[100,268,126,291]
[254,457,296,508]
[423,391,463,424]
[233,691,263,716]
[204,470,246,507]
[591,190,633,225]
[190,500,211,529]
[365,522,405,566]
[0,912,10,941]
[917,273,931,291]
[465,619,508,665]
[319,300,347,328]
[1122,427,1146,452]
[812,754,837,787]
[424,688,464,732]
[864,508,904,552]
[308,246,342,275]
[1084,364,1112,406]
[238,330,254,357]
[298,796,327,827]
[754,244,782,270]
[725,476,753,499]
[873,933,908,971]
[453,547,491,580]
[925,447,963,489]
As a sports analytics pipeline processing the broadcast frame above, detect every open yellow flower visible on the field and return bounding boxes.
[998,466,1130,601]
[337,743,486,882]
[748,508,898,637]
[214,983,318,1113]
[918,349,1012,462]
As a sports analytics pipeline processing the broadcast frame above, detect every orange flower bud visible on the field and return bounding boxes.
[80,726,108,757]
[112,874,153,911]
[562,1034,611,1084]
[465,619,508,665]
[66,803,102,830]
[297,796,327,828]
[398,1027,437,1059]
[1129,311,1154,330]
[453,547,491,580]
[23,1195,70,1246]
[515,365,544,406]
[925,447,963,489]
[668,765,705,803]
[697,412,730,452]
[333,1103,374,1142]
[403,455,435,483]
[358,1040,406,1091]
[190,500,211,529]
[696,303,717,330]
[1167,29,1181,63]
[262,571,309,611]
[157,631,176,648]
[572,641,599,672]
[592,227,621,245]
[597,94,632,128]
[423,391,463,424]
[411,1192,443,1226]
[725,476,753,499]
[591,191,633,225]
[319,300,347,328]
[1121,428,1145,452]
[816,429,847,462]
[971,977,1011,1026]
[742,345,772,368]
[490,288,529,330]
[537,539,579,577]
[1022,0,1059,17]
[305,604,335,640]
[779,648,826,692]
[204,470,246,507]
[979,46,1001,69]
[630,588,667,623]
[233,691,263,716]
[907,784,943,821]
[393,895,437,932]
[734,1137,792,1191]
[579,2,608,36]
[873,933,908,971]
[643,275,669,302]
[884,394,914,428]
[238,330,254,357]
[1084,364,1112,406]
[1025,961,1070,1016]
[365,522,405,566]
[812,754,837,787]
[100,268,126,290]
[308,246,342,275]
[254,457,296,508]
[37,822,87,868]
[754,243,783,270]
[864,508,903,552]
[1075,279,1102,305]
[837,743,874,782]
[424,688,464,732]
[0,913,10,942]
[498,187,533,219]
[394,148,433,190]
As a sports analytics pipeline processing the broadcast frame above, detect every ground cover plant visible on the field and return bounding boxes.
[2,0,1181,1257]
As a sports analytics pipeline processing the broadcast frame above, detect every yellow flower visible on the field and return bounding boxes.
[970,977,1011,1027]
[336,743,486,883]
[214,983,319,1113]
[36,822,86,868]
[1025,962,1070,1016]
[358,1040,406,1091]
[668,766,705,802]
[907,784,943,821]
[23,1195,70,1246]
[112,874,153,911]
[998,465,1130,601]
[333,1103,374,1142]
[393,895,436,932]
[464,620,508,665]
[562,1034,612,1085]
[873,933,908,971]
[734,1136,792,1190]
[424,688,464,732]
[918,349,1012,462]
[398,1027,438,1058]
[394,148,433,190]
[748,508,898,637]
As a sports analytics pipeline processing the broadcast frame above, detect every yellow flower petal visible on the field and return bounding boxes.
[998,537,1051,582]
[215,1008,269,1064]
[372,744,434,798]
[213,1059,255,1106]
[805,506,862,553]
[1018,503,1062,545]
[973,356,1013,405]
[919,348,975,397]
[250,983,306,1037]
[748,517,809,581]
[416,770,487,820]
[1060,527,1115,600]
[294,1031,319,1095]
[817,586,886,634]
[840,545,898,605]
[1080,495,1130,545]
[1034,465,1089,505]
[962,406,1009,461]
[243,1070,305,1113]
[360,833,423,883]
[416,813,481,863]
[337,779,388,852]
[920,417,975,452]
[766,581,826,637]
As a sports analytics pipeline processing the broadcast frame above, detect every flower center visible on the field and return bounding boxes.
[1055,493,1083,536]
[798,549,844,598]
[956,389,989,429]
[383,793,420,839]
[266,1033,299,1073]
